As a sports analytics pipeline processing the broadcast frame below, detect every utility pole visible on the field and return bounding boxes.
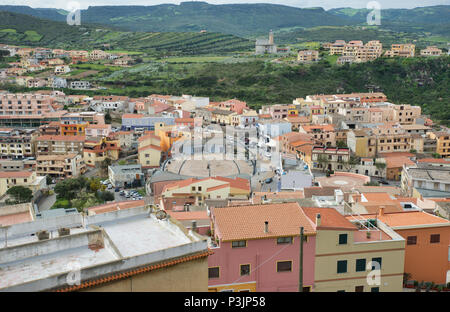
[299,226,304,292]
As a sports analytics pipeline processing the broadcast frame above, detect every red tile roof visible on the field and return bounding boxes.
[0,171,33,178]
[302,207,357,231]
[212,202,315,241]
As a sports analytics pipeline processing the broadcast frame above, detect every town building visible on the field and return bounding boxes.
[354,210,450,285]
[0,206,209,291]
[161,177,251,210]
[208,202,316,292]
[0,170,46,197]
[35,135,86,155]
[311,146,350,172]
[385,44,415,58]
[420,46,443,57]
[83,137,120,167]
[255,30,277,55]
[297,50,319,63]
[108,164,144,188]
[304,207,405,292]
[36,153,86,179]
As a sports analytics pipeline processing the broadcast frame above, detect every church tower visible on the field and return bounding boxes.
[269,30,274,45]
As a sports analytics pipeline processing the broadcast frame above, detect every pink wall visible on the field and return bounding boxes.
[208,236,316,292]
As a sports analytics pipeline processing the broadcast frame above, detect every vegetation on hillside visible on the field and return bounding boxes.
[8,56,445,125]
[0,11,252,56]
[1,3,449,37]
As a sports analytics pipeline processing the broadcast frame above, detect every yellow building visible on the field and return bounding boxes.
[0,171,46,197]
[428,131,450,158]
[302,207,405,292]
[138,132,163,169]
[154,124,190,156]
[60,122,89,136]
[83,137,120,167]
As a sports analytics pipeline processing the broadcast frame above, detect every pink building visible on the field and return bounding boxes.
[208,202,316,292]
[218,99,248,114]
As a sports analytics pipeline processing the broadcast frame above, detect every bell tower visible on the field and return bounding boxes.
[269,30,274,45]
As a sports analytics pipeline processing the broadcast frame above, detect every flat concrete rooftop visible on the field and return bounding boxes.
[0,206,207,291]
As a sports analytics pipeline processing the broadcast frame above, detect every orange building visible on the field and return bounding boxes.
[356,210,450,284]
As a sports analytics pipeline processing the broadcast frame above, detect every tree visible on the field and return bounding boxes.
[54,178,84,200]
[99,191,115,202]
[105,112,112,124]
[101,157,112,171]
[46,175,53,185]
[316,154,330,172]
[6,186,33,203]
[336,140,347,148]
[89,179,103,193]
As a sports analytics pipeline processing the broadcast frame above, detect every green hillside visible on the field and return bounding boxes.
[0,2,449,38]
[0,2,351,37]
[0,11,252,55]
[275,25,450,49]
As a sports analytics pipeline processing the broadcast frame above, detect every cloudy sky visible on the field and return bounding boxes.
[1,0,449,10]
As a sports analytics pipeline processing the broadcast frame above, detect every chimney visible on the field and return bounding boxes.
[192,220,197,233]
[316,213,321,227]
[379,206,385,217]
[264,221,269,233]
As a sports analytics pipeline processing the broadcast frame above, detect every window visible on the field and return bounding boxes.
[277,237,293,245]
[339,234,348,245]
[371,257,382,270]
[198,186,202,191]
[407,236,417,245]
[355,286,364,292]
[192,186,196,191]
[232,240,246,248]
[208,267,220,279]
[240,264,250,276]
[277,261,292,272]
[337,260,347,273]
[355,259,366,272]
[430,234,440,244]
[371,287,380,292]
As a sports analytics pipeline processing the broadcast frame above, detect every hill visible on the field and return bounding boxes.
[0,2,449,38]
[0,11,253,55]
[0,2,352,37]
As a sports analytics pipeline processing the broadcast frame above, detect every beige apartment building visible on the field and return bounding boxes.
[330,40,346,55]
[89,49,110,60]
[0,170,46,197]
[392,104,421,124]
[0,93,55,116]
[373,125,412,154]
[385,44,415,58]
[298,50,320,63]
[0,130,36,159]
[420,46,443,57]
[35,135,85,156]
[428,131,450,158]
[36,154,85,179]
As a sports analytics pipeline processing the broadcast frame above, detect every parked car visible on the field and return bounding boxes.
[107,184,113,189]
[115,187,120,192]
[379,179,389,185]
[265,178,273,184]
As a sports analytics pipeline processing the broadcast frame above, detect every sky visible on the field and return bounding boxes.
[1,0,449,10]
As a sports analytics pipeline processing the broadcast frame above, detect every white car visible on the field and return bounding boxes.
[107,184,113,189]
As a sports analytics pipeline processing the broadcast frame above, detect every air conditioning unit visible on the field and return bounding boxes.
[58,228,70,236]
[36,230,49,240]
